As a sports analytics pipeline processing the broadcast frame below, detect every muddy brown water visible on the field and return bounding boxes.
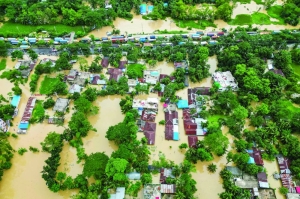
[0,53,287,198]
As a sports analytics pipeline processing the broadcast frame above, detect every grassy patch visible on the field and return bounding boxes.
[39,76,61,94]
[266,6,285,25]
[251,12,272,25]
[30,100,45,123]
[127,64,145,78]
[229,12,281,25]
[291,62,300,76]
[0,59,6,71]
[0,22,85,37]
[229,14,253,25]
[175,20,217,30]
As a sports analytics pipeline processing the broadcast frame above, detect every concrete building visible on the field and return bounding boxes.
[143,70,160,84]
[40,58,56,67]
[212,71,238,91]
[132,98,159,111]
[53,98,70,112]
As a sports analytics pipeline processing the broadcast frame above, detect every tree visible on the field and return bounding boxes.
[40,132,62,152]
[81,88,98,102]
[11,50,23,60]
[89,61,103,73]
[106,121,137,145]
[68,111,94,138]
[43,98,55,109]
[12,84,22,95]
[0,41,8,57]
[291,48,300,64]
[55,53,71,70]
[119,96,133,114]
[207,163,217,173]
[204,132,229,156]
[141,173,152,185]
[83,152,109,180]
[28,49,38,60]
[216,3,232,22]
[105,158,129,186]
[281,3,300,26]
[74,96,94,114]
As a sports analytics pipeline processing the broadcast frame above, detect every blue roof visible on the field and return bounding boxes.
[248,157,255,164]
[148,5,154,12]
[177,100,189,109]
[11,95,21,107]
[173,132,179,141]
[140,4,147,14]
[18,122,29,129]
[150,71,159,76]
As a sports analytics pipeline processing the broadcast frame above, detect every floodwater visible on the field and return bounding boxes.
[264,160,285,199]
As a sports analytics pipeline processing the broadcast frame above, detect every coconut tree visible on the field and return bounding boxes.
[207,163,217,173]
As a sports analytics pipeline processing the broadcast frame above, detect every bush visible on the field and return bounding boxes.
[11,133,18,138]
[18,148,28,155]
[29,146,40,153]
[279,187,289,195]
[159,120,166,125]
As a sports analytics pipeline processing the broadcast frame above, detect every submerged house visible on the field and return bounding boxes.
[101,57,109,67]
[143,122,156,145]
[188,87,210,105]
[143,70,160,84]
[160,168,175,184]
[188,136,198,148]
[0,119,9,133]
[212,71,238,91]
[257,172,269,188]
[140,4,147,15]
[277,156,291,174]
[109,187,125,199]
[164,111,179,141]
[247,148,264,166]
[69,84,81,94]
[53,98,70,112]
[107,68,123,81]
[67,69,78,81]
[132,98,159,112]
[184,118,207,135]
[90,74,106,85]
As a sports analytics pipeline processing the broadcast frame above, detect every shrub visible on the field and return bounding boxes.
[18,148,28,155]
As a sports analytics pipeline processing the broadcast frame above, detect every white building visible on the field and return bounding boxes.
[212,71,238,91]
[132,98,159,111]
[143,70,160,84]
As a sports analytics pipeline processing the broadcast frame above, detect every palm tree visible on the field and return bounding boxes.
[207,163,217,173]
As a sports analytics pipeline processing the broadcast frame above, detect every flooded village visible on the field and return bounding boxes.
[0,0,299,199]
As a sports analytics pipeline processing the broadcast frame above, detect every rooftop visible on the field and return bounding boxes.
[132,98,159,110]
[53,98,70,112]
[40,58,56,67]
[188,136,198,148]
[143,70,160,84]
[212,71,238,91]
[101,57,109,67]
[107,68,123,81]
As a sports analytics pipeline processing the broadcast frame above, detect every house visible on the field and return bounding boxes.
[107,68,123,81]
[0,119,9,132]
[11,95,21,108]
[67,69,78,81]
[174,60,188,69]
[15,60,37,78]
[188,136,198,148]
[143,184,161,199]
[18,97,36,134]
[247,148,264,166]
[69,84,81,94]
[143,70,160,84]
[183,118,207,135]
[128,79,138,93]
[188,87,210,105]
[144,122,156,145]
[270,69,285,77]
[74,72,90,86]
[281,173,295,193]
[141,110,156,122]
[160,184,176,194]
[40,58,56,67]
[119,60,128,69]
[257,172,269,188]
[140,4,147,15]
[53,98,70,112]
[48,117,64,124]
[212,71,238,91]
[126,172,141,180]
[164,111,179,141]
[109,187,125,199]
[148,5,154,13]
[101,57,109,67]
[160,168,175,183]
[91,74,106,85]
[226,166,243,177]
[132,98,159,111]
[277,156,291,174]
[287,193,300,199]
